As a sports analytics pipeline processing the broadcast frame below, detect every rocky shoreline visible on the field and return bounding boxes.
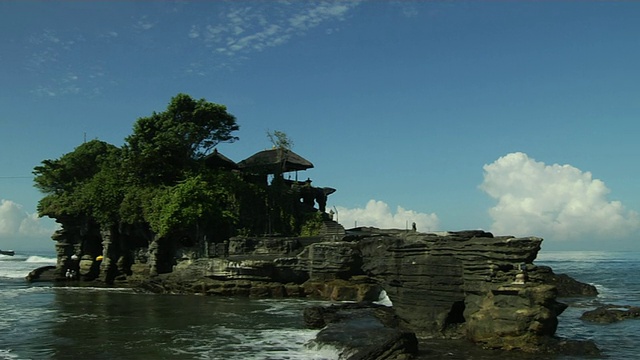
[27,227,609,358]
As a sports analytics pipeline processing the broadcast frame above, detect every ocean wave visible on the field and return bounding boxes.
[0,256,57,279]
[0,349,20,359]
[25,256,57,264]
[167,326,330,360]
[0,285,54,301]
[52,286,139,294]
[0,253,57,262]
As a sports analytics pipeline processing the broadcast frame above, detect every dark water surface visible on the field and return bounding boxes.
[2,251,640,359]
[1,256,330,359]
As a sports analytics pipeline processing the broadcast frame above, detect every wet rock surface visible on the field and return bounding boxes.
[25,265,57,282]
[531,265,599,297]
[304,302,418,360]
[581,304,640,323]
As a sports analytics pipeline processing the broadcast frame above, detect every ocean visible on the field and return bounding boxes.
[1,250,639,359]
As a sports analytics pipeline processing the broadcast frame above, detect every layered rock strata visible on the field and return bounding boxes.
[35,227,597,353]
[338,229,568,350]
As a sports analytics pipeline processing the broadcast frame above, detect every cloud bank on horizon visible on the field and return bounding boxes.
[480,152,640,242]
[335,152,640,245]
[334,199,440,232]
[0,199,58,250]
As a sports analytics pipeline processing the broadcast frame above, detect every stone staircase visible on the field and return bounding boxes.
[319,220,346,241]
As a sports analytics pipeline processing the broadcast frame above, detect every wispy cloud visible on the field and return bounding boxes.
[192,1,361,58]
[22,2,363,95]
[25,29,108,97]
[133,15,157,31]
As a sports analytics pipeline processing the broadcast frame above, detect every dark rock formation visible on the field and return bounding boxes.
[304,302,418,360]
[32,226,600,355]
[581,305,640,323]
[25,265,57,282]
[349,229,569,351]
[530,265,598,297]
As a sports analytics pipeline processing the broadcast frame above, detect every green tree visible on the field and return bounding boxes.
[145,174,239,239]
[34,139,120,220]
[124,93,239,185]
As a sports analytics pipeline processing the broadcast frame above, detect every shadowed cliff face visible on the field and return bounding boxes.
[298,229,567,350]
[144,229,565,350]
[44,226,572,352]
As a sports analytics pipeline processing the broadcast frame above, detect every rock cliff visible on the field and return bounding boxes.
[33,227,598,354]
[306,228,569,351]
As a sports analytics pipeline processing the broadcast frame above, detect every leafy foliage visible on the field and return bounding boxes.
[146,174,238,238]
[124,93,239,185]
[33,140,120,221]
[33,93,310,249]
[300,211,325,237]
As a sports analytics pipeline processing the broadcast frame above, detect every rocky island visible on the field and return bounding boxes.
[28,94,600,359]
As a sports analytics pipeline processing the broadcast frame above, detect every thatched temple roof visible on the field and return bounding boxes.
[238,148,314,174]
[204,149,239,170]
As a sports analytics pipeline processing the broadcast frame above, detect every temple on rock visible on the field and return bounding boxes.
[237,147,334,212]
[43,147,344,283]
[28,147,598,356]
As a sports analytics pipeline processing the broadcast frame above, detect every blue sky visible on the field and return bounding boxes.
[1,1,639,252]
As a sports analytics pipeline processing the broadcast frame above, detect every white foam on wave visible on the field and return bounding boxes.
[303,340,343,359]
[54,286,137,294]
[255,298,328,316]
[0,269,33,279]
[167,325,337,360]
[374,289,393,307]
[0,349,20,359]
[25,256,57,264]
[0,255,56,279]
[0,285,54,299]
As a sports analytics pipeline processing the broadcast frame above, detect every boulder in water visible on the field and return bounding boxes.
[581,305,640,323]
[25,266,57,282]
[304,302,418,360]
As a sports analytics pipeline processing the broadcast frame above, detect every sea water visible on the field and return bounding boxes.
[0,252,340,360]
[536,251,640,358]
[1,251,639,359]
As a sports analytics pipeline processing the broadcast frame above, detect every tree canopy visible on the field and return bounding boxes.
[33,94,312,249]
[124,93,239,185]
[34,94,241,235]
[34,139,121,221]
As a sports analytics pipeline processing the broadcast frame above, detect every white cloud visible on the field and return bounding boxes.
[480,152,640,241]
[0,199,58,239]
[334,199,440,232]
